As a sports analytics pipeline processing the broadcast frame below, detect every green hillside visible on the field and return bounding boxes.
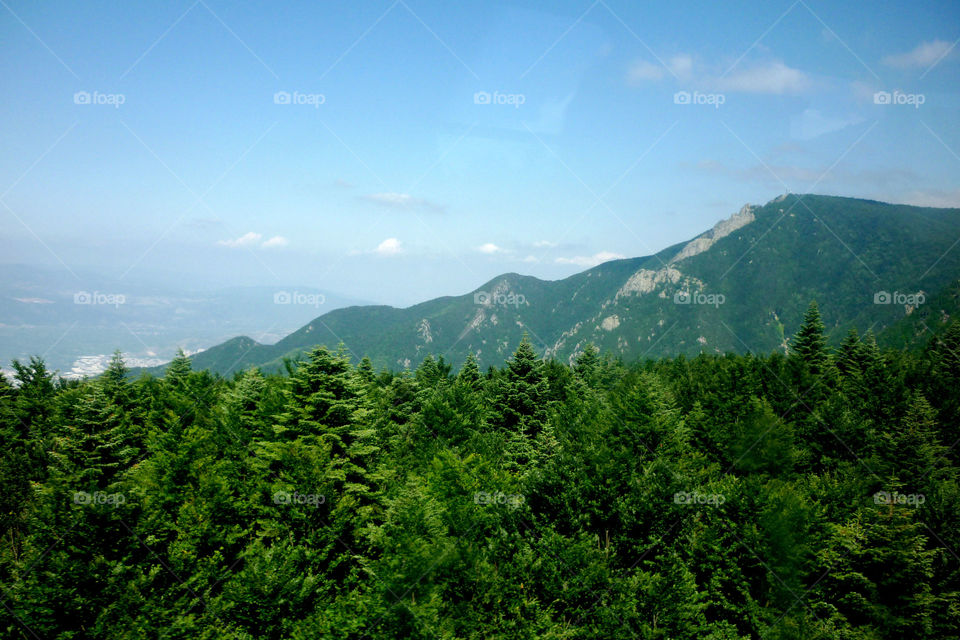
[146,194,960,376]
[879,279,960,349]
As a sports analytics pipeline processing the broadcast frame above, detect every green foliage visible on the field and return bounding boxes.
[792,301,829,370]
[2,319,959,638]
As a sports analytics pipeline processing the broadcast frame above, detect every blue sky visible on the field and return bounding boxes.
[2,0,958,305]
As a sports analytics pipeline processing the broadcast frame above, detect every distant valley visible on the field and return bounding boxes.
[0,265,370,377]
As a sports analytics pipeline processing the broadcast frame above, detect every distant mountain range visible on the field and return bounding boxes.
[139,194,960,376]
[0,264,370,376]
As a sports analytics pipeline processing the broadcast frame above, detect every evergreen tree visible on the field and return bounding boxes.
[791,301,829,372]
[164,348,193,385]
[488,338,550,473]
[875,392,953,493]
[272,345,381,593]
[927,321,960,444]
[10,356,57,443]
[281,345,362,445]
[730,397,794,476]
[931,321,960,378]
[489,337,549,436]
[357,356,376,386]
[0,372,32,564]
[3,319,960,638]
[836,327,863,378]
[573,342,602,392]
[788,302,838,454]
[456,352,482,390]
[415,354,440,388]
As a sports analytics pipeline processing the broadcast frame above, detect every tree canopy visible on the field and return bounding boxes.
[2,318,959,639]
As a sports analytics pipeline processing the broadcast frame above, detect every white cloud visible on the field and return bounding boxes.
[882,40,954,69]
[365,193,416,206]
[850,80,879,103]
[374,237,402,256]
[360,192,444,213]
[627,54,694,84]
[668,54,694,80]
[790,108,864,140]
[261,235,289,248]
[218,232,262,248]
[533,240,557,248]
[627,60,666,83]
[526,92,576,135]
[14,297,54,304]
[627,54,812,94]
[477,243,502,254]
[522,255,539,263]
[217,232,290,249]
[715,61,810,94]
[556,251,625,267]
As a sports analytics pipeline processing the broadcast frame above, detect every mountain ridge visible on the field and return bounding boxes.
[139,194,960,376]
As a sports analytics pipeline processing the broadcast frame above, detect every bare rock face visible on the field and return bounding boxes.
[417,318,433,343]
[601,315,620,331]
[670,204,757,263]
[616,267,683,299]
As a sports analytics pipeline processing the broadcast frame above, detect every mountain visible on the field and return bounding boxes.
[142,194,960,376]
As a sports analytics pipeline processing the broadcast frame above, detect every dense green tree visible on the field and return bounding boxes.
[791,301,829,371]
[357,356,376,386]
[729,397,794,476]
[2,312,960,639]
[456,352,482,390]
[489,338,549,436]
[10,356,57,445]
[837,327,864,379]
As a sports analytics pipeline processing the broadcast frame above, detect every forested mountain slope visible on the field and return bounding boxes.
[151,194,960,375]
